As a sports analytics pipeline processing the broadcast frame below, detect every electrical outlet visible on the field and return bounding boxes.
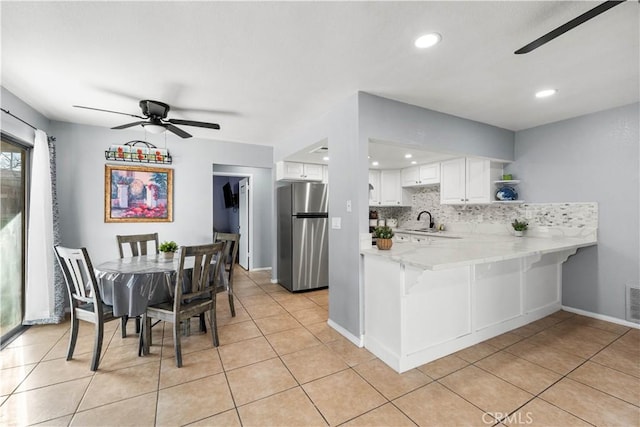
[525,210,533,219]
[477,214,484,222]
[346,200,352,212]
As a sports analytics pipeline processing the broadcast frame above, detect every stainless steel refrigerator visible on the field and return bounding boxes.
[277,182,328,292]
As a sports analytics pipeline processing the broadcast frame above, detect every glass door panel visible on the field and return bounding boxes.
[0,138,27,340]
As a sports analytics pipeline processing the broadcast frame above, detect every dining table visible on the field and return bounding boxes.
[95,253,226,342]
[95,254,178,319]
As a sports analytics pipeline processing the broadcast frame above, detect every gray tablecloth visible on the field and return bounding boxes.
[95,254,225,318]
[95,255,177,317]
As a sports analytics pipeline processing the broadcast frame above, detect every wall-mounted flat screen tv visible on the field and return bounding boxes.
[223,182,236,208]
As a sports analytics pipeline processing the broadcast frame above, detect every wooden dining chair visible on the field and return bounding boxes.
[214,232,240,317]
[116,232,159,258]
[54,246,119,371]
[141,242,225,367]
[116,232,159,337]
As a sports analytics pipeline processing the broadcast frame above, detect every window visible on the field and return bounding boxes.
[0,136,29,342]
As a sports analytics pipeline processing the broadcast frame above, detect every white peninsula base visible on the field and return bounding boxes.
[363,245,587,373]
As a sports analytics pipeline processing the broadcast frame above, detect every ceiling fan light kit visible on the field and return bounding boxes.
[74,99,221,138]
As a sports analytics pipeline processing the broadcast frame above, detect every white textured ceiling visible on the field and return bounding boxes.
[1,1,638,148]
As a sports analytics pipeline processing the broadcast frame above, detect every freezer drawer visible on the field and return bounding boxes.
[292,217,328,291]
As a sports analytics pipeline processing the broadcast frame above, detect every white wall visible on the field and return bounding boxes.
[507,103,639,321]
[50,120,273,265]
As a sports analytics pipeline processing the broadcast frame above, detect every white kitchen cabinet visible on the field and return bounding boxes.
[322,165,329,184]
[369,170,381,205]
[440,158,501,205]
[380,170,408,206]
[369,169,409,206]
[276,161,323,181]
[394,233,410,243]
[401,163,440,187]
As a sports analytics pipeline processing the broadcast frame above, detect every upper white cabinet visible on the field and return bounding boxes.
[369,169,409,206]
[440,158,501,205]
[276,161,324,181]
[401,163,440,187]
[369,170,381,205]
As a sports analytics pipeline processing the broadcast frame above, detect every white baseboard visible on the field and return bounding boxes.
[562,305,640,329]
[270,279,279,284]
[249,267,272,272]
[327,319,364,347]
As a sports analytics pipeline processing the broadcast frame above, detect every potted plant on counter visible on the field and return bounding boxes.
[373,225,394,250]
[511,219,528,237]
[159,240,178,260]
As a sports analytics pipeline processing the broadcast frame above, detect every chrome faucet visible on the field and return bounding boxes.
[417,210,435,229]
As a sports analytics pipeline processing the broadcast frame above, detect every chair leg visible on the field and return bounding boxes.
[121,315,128,338]
[91,320,104,371]
[173,319,183,368]
[209,309,219,347]
[67,312,79,361]
[228,291,235,317]
[135,316,141,334]
[141,314,152,355]
[199,314,207,333]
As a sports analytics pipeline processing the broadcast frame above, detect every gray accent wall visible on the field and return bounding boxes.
[507,103,639,320]
[1,86,51,142]
[50,120,273,266]
[212,164,273,269]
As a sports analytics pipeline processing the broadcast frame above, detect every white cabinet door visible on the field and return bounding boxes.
[369,170,381,205]
[380,170,403,205]
[440,158,466,204]
[276,161,323,181]
[419,163,440,184]
[303,163,324,181]
[466,158,491,204]
[277,161,304,180]
[401,166,420,187]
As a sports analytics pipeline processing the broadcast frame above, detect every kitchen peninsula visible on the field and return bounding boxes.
[361,229,597,373]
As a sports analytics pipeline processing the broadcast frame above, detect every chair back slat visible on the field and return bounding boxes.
[174,243,224,304]
[54,246,102,307]
[214,232,240,281]
[116,233,159,258]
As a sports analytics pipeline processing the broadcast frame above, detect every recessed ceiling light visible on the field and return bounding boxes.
[323,156,329,161]
[535,89,557,98]
[411,161,417,165]
[415,33,441,49]
[405,154,413,159]
[372,161,379,166]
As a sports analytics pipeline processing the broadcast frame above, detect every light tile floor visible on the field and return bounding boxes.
[1,268,639,426]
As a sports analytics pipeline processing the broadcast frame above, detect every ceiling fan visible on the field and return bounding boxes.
[73,100,220,138]
[515,0,625,54]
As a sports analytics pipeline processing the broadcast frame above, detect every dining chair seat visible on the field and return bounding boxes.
[54,246,120,371]
[141,242,225,367]
[116,232,159,337]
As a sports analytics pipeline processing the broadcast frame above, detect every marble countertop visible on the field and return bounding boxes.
[362,231,597,271]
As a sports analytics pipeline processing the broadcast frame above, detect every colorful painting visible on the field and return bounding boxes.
[104,164,173,222]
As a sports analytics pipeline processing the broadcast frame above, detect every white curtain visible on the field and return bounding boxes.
[23,129,56,323]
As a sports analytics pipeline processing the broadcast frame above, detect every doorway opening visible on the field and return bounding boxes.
[212,173,252,271]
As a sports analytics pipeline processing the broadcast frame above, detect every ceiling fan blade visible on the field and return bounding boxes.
[166,124,192,138]
[111,121,147,130]
[514,0,625,54]
[73,105,146,119]
[167,118,221,130]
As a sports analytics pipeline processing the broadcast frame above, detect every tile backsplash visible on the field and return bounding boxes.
[374,186,598,230]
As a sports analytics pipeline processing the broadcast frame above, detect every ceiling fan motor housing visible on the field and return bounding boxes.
[140,100,170,119]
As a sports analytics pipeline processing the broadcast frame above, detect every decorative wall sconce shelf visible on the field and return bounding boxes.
[105,140,172,164]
